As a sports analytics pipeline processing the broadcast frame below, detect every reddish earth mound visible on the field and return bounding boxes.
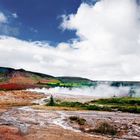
[0,83,37,90]
[0,67,59,90]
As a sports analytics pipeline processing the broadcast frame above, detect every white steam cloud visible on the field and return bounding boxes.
[27,84,133,99]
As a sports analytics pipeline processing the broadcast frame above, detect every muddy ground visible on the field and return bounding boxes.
[0,90,140,140]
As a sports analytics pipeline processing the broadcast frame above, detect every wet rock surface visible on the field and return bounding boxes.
[0,107,140,140]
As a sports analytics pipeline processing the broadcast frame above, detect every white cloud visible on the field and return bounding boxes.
[0,12,7,23]
[0,11,19,36]
[12,13,18,18]
[1,0,140,81]
[60,0,140,81]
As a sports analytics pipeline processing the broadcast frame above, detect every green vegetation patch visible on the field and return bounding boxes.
[46,97,140,113]
[91,97,140,105]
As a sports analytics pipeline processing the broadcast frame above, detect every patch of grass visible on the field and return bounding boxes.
[55,101,112,111]
[116,105,140,113]
[88,97,140,113]
[69,116,86,125]
[85,105,112,111]
[46,98,140,113]
[91,97,140,106]
[57,101,84,108]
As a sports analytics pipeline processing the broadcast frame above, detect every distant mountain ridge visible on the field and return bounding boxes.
[0,67,94,90]
[0,66,140,90]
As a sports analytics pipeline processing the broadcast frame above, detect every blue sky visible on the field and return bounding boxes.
[0,0,140,81]
[0,0,85,43]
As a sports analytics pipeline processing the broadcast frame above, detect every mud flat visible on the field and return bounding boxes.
[0,90,140,140]
[0,105,139,140]
[0,90,46,107]
[0,106,109,140]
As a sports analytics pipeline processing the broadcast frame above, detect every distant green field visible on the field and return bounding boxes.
[38,81,96,88]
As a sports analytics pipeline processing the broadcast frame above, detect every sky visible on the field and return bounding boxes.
[0,0,83,43]
[0,0,140,81]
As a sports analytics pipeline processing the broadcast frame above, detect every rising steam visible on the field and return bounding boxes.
[27,84,137,99]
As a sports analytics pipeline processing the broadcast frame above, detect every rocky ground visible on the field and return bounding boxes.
[0,90,140,140]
